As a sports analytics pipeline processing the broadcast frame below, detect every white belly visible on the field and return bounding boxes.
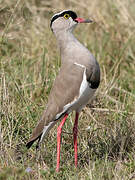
[68,86,96,112]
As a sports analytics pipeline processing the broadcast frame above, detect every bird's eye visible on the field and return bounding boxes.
[64,14,70,19]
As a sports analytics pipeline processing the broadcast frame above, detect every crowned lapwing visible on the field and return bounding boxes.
[26,10,100,172]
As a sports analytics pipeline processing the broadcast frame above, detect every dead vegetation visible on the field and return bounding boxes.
[0,0,135,179]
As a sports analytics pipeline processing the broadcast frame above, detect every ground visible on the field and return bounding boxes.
[0,0,135,179]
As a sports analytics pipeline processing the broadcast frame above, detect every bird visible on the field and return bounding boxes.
[26,10,100,172]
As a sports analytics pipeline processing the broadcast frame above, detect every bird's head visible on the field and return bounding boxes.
[50,10,93,33]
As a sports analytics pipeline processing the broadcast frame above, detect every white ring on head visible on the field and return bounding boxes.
[51,10,72,19]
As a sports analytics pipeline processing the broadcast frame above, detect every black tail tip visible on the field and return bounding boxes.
[26,141,34,149]
[26,134,42,149]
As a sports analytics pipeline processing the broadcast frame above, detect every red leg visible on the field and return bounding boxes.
[56,113,68,172]
[73,112,79,168]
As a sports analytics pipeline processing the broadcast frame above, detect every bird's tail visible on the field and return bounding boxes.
[26,107,68,149]
[26,134,42,149]
[26,118,57,149]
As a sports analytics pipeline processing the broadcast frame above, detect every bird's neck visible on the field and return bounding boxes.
[54,30,78,51]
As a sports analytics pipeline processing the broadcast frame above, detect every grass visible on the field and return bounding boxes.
[0,0,135,179]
